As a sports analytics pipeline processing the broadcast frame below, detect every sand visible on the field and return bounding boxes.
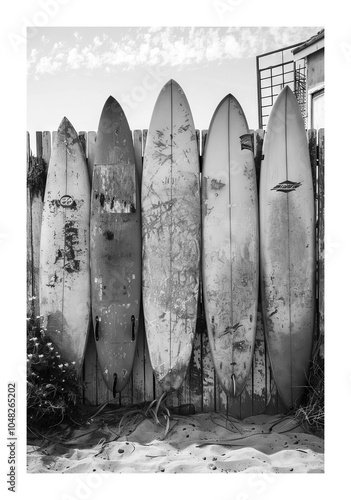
[27,411,323,473]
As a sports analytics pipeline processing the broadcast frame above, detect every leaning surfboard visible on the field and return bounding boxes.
[202,94,259,397]
[90,96,141,396]
[142,80,201,393]
[39,117,90,373]
[260,86,315,409]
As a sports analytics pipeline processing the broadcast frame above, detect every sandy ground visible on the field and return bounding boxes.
[27,412,324,473]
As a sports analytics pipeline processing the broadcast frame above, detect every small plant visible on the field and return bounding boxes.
[27,155,46,199]
[295,336,324,436]
[27,316,84,432]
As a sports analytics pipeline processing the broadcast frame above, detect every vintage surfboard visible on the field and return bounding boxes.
[142,79,201,393]
[260,86,315,409]
[90,96,141,396]
[39,117,90,373]
[202,94,259,397]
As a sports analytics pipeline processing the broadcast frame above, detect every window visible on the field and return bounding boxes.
[308,86,324,129]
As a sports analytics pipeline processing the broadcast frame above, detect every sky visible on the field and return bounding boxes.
[27,26,321,140]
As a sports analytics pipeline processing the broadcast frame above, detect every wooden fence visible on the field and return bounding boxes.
[26,128,325,418]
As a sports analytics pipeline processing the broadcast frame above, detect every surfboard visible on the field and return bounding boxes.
[39,117,90,373]
[90,96,142,396]
[260,86,315,409]
[142,80,201,393]
[202,94,259,397]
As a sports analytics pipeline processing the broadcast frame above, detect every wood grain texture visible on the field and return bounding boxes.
[30,133,45,318]
[27,133,33,317]
[87,132,96,182]
[318,129,325,358]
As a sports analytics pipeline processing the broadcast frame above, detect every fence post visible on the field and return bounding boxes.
[26,133,33,318]
[308,129,318,200]
[79,131,87,158]
[87,131,96,183]
[254,129,264,190]
[318,129,325,358]
[31,133,46,318]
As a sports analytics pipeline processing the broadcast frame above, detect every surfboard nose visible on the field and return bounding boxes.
[56,116,78,145]
[164,78,183,92]
[58,116,74,130]
[100,95,124,115]
[283,85,293,95]
[104,95,117,106]
[166,78,178,86]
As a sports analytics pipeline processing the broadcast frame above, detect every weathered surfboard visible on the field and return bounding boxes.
[260,86,315,409]
[202,94,259,397]
[142,79,201,393]
[39,117,90,373]
[90,96,142,396]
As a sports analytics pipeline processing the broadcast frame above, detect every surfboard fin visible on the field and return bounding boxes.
[131,315,135,341]
[231,373,236,398]
[95,316,100,341]
[113,373,118,398]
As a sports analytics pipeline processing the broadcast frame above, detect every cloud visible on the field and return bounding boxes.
[93,36,103,48]
[73,31,82,42]
[35,55,63,76]
[27,27,321,79]
[67,47,84,69]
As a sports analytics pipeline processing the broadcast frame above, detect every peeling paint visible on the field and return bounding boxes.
[211,178,226,190]
[39,117,90,374]
[202,93,259,397]
[90,97,141,395]
[142,80,200,393]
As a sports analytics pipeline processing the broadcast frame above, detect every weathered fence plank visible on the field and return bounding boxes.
[26,133,33,317]
[240,366,253,419]
[78,131,87,157]
[42,132,51,173]
[83,328,98,404]
[96,370,111,405]
[265,363,278,414]
[252,306,266,414]
[133,130,143,185]
[132,319,146,404]
[201,130,208,161]
[144,339,155,403]
[201,326,215,412]
[87,132,96,182]
[318,129,325,358]
[120,378,133,408]
[30,133,46,318]
[216,382,228,414]
[308,129,318,200]
[254,129,264,189]
[189,311,203,412]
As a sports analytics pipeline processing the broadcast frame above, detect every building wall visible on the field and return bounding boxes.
[307,48,325,89]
